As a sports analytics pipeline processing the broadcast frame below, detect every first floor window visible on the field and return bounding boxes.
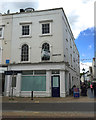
[21,44,29,61]
[41,43,50,60]
[22,25,29,35]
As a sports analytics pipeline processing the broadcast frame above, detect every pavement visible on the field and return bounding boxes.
[2,95,96,103]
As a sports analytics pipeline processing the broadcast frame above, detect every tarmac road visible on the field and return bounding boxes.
[2,102,95,112]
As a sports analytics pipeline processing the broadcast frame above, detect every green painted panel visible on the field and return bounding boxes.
[21,76,46,91]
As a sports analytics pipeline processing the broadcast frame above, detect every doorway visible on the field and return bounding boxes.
[51,75,60,97]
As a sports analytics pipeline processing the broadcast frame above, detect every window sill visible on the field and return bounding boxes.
[41,60,51,62]
[39,34,52,37]
[20,35,32,38]
[20,61,31,63]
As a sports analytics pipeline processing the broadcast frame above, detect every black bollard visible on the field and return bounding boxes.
[31,91,33,100]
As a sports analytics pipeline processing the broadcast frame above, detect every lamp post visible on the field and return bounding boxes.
[82,68,85,83]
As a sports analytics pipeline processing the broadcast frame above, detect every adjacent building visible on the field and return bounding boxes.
[0,8,80,97]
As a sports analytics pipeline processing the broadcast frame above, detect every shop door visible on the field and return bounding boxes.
[51,75,60,97]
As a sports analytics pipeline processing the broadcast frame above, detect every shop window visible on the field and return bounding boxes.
[21,76,46,91]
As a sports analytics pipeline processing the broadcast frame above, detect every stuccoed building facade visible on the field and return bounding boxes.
[1,8,80,97]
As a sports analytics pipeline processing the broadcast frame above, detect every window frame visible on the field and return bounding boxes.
[19,22,32,38]
[41,43,50,61]
[21,44,29,62]
[22,25,30,36]
[42,23,50,34]
[39,20,53,36]
[0,27,4,39]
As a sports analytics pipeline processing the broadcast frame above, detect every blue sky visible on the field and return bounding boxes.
[75,27,94,63]
[75,28,94,72]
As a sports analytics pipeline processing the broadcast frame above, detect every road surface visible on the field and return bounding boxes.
[2,102,95,112]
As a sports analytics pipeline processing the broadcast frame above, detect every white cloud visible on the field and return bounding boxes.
[88,45,92,49]
[0,0,95,38]
[82,54,86,57]
[38,0,95,38]
[80,61,92,73]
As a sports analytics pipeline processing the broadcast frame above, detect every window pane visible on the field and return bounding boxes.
[22,25,29,35]
[21,44,29,61]
[21,76,46,91]
[53,77,59,87]
[42,43,50,52]
[42,43,50,61]
[42,23,50,34]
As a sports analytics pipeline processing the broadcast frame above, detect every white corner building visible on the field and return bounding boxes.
[1,8,80,97]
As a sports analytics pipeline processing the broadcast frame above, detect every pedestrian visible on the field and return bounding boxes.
[81,83,87,96]
[90,84,93,93]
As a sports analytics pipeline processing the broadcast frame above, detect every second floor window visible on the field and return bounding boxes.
[22,25,29,35]
[21,44,29,61]
[42,23,50,34]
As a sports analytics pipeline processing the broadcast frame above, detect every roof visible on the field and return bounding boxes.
[1,7,63,16]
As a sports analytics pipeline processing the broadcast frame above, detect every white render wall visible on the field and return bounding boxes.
[0,15,13,65]
[11,9,64,64]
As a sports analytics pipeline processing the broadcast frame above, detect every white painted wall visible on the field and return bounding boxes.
[11,9,64,64]
[0,15,12,65]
